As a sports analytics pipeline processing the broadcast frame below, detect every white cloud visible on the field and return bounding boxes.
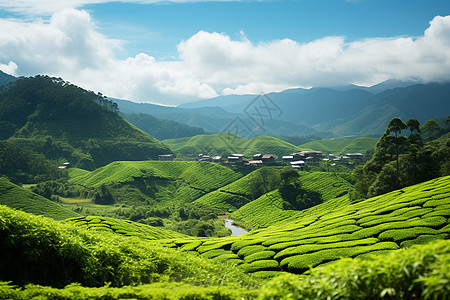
[0,9,450,105]
[0,61,18,75]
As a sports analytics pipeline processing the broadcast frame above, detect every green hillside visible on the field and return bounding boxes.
[0,177,80,220]
[230,171,354,228]
[0,76,171,170]
[299,137,378,154]
[70,161,243,205]
[164,132,300,158]
[194,167,283,211]
[165,175,450,276]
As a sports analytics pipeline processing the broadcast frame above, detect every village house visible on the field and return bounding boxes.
[198,154,212,162]
[227,154,245,167]
[290,160,305,170]
[282,155,294,163]
[291,151,323,163]
[158,154,174,161]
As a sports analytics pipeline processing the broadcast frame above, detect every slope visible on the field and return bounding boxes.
[232,171,354,228]
[194,167,283,211]
[0,76,171,170]
[299,137,378,154]
[165,175,450,276]
[122,112,207,140]
[164,132,300,158]
[0,177,80,220]
[69,161,243,205]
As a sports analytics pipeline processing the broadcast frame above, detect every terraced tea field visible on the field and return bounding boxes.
[66,215,188,240]
[0,177,80,220]
[163,175,450,277]
[69,160,243,205]
[299,137,378,154]
[194,167,282,211]
[164,132,300,158]
[231,171,353,228]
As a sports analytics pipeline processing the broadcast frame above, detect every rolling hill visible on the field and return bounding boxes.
[164,132,301,159]
[69,160,244,205]
[299,137,378,154]
[0,76,171,170]
[1,175,449,298]
[0,177,80,220]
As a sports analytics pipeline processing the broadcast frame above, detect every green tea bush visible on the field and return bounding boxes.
[259,239,450,300]
[0,205,258,289]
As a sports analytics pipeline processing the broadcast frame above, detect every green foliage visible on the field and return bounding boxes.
[0,75,170,170]
[353,117,450,199]
[195,167,282,211]
[0,140,67,184]
[0,205,258,289]
[66,215,187,240]
[187,175,450,275]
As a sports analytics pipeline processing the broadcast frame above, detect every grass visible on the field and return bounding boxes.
[194,167,282,211]
[59,197,92,204]
[0,176,449,299]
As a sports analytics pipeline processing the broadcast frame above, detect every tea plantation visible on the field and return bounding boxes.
[163,175,450,277]
[69,160,243,205]
[231,171,353,228]
[65,215,188,240]
[0,177,80,220]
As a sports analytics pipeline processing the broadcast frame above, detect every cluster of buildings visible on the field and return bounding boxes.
[159,150,362,169]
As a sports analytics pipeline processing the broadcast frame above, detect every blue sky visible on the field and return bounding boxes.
[87,0,450,60]
[0,0,450,105]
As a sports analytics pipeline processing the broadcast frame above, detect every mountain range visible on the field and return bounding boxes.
[177,81,450,137]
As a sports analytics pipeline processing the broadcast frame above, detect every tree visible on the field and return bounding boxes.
[421,119,442,142]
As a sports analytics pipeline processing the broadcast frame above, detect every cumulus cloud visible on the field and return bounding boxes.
[0,9,450,105]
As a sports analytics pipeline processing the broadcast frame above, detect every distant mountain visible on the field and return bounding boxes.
[115,98,320,137]
[121,112,207,140]
[0,70,17,86]
[0,76,171,169]
[177,81,450,137]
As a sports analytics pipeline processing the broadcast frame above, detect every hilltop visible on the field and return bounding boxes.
[299,137,378,154]
[164,132,300,159]
[0,76,171,169]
